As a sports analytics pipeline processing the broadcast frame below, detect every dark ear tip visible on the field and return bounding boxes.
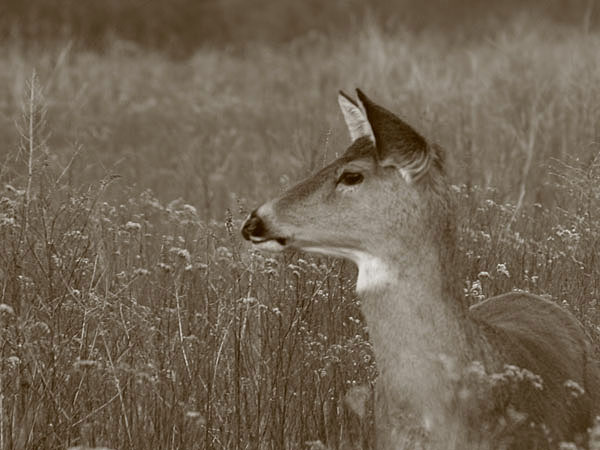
[355,88,368,102]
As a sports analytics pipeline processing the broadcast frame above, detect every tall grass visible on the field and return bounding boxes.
[2,16,600,449]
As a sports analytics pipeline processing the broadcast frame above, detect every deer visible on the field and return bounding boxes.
[241,89,600,449]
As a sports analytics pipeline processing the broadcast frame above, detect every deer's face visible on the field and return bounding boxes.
[242,90,445,283]
[242,138,424,259]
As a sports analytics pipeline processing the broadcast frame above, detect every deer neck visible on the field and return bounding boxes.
[356,246,473,420]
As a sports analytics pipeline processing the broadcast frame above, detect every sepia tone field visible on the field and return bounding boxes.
[2,12,600,450]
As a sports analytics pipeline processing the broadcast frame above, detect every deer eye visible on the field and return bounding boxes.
[337,172,364,186]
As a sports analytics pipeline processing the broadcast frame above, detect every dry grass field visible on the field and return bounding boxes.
[2,5,600,449]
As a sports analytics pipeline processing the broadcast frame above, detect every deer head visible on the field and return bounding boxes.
[242,90,450,293]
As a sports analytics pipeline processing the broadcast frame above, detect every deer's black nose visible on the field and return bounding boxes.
[241,210,266,241]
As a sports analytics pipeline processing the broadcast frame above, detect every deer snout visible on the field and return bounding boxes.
[241,210,267,241]
[241,208,288,249]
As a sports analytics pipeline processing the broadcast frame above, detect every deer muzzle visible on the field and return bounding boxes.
[241,209,288,250]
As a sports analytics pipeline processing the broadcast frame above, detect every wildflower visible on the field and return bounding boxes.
[215,246,233,260]
[306,441,328,450]
[5,184,25,196]
[185,411,206,424]
[74,359,97,369]
[6,356,20,367]
[279,174,290,186]
[157,262,172,272]
[558,443,579,450]
[502,364,544,390]
[496,263,510,278]
[0,214,15,227]
[240,297,257,305]
[170,247,191,263]
[182,204,197,215]
[0,304,14,315]
[465,360,486,379]
[467,279,484,301]
[564,379,585,398]
[125,221,142,232]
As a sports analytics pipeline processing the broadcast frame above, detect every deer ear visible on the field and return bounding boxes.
[338,91,375,143]
[355,89,435,183]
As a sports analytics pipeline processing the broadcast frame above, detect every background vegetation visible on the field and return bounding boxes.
[0,0,598,54]
[2,1,600,449]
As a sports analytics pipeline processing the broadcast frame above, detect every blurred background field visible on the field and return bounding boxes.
[2,1,600,449]
[1,0,598,53]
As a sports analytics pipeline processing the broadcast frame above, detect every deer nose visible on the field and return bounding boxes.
[241,210,266,241]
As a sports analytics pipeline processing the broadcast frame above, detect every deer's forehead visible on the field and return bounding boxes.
[275,159,370,210]
[276,165,336,207]
[325,138,377,175]
[274,139,376,209]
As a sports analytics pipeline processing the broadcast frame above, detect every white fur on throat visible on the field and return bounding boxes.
[251,238,286,252]
[302,245,395,294]
[355,254,396,293]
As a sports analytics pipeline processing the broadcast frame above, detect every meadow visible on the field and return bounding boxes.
[2,12,600,450]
